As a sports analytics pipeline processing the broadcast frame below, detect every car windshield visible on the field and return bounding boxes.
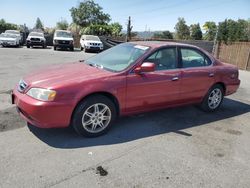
[56,31,72,38]
[5,30,20,35]
[85,43,150,72]
[85,36,100,41]
[0,33,16,38]
[29,32,44,37]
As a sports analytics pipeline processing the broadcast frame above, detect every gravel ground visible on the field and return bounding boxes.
[0,46,250,188]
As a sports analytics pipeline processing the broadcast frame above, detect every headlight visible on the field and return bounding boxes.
[27,88,56,101]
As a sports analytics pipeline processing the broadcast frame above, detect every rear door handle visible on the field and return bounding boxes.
[172,77,179,81]
[209,73,214,77]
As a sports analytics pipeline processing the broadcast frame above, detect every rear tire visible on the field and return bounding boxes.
[54,46,57,51]
[72,95,117,137]
[27,45,30,48]
[200,84,224,112]
[70,47,74,51]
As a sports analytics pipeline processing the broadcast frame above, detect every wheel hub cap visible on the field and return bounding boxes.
[81,103,111,133]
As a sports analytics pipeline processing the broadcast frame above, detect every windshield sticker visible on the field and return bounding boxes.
[134,45,149,51]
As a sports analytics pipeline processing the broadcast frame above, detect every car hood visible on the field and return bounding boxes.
[85,40,102,44]
[0,37,16,41]
[23,62,112,89]
[54,37,73,41]
[28,36,45,39]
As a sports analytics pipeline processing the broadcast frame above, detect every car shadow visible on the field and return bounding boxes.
[28,98,250,149]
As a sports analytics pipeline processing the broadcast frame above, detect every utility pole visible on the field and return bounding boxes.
[212,27,219,57]
[126,16,133,42]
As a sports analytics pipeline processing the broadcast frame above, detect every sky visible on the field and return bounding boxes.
[1,0,250,31]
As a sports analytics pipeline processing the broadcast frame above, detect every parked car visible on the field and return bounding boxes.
[80,35,103,52]
[5,30,22,45]
[53,30,74,51]
[12,42,240,137]
[0,33,20,47]
[26,32,46,48]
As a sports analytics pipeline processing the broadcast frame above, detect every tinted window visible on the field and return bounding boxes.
[181,48,211,68]
[145,48,177,70]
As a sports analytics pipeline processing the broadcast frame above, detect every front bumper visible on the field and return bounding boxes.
[0,41,17,46]
[27,40,45,46]
[12,87,75,128]
[54,43,74,48]
[85,45,103,52]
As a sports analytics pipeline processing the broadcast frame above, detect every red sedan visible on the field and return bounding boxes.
[12,42,240,137]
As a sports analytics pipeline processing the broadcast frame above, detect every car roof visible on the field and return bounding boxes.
[130,41,201,49]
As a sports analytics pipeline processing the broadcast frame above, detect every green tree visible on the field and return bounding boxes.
[203,21,217,41]
[70,0,110,27]
[153,30,173,39]
[80,24,112,36]
[217,19,228,43]
[190,23,202,40]
[217,19,249,43]
[174,17,190,40]
[56,19,69,30]
[0,19,18,33]
[34,17,44,30]
[110,22,122,36]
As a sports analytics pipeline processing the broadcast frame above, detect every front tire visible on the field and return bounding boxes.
[200,84,224,112]
[72,95,117,137]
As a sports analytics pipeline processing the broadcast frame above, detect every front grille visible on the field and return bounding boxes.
[30,38,40,42]
[58,40,70,44]
[90,43,100,46]
[18,79,28,92]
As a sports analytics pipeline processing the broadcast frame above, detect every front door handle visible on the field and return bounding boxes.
[172,76,179,81]
[209,73,214,77]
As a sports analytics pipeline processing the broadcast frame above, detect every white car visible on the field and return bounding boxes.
[5,30,22,44]
[26,32,46,48]
[80,35,103,52]
[0,33,20,47]
[53,30,74,51]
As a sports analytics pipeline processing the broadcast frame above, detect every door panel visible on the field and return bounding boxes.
[179,48,215,103]
[180,67,215,102]
[126,70,181,112]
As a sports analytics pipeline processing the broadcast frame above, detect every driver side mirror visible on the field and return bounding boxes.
[134,62,155,74]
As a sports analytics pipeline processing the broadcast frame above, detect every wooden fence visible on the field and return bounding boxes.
[215,42,250,70]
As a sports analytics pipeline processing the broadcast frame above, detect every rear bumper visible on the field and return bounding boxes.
[225,79,241,95]
[12,87,75,128]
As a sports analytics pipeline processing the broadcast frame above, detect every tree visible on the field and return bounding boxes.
[0,19,18,33]
[217,19,249,43]
[70,0,110,27]
[174,17,190,40]
[80,24,112,36]
[203,21,217,41]
[34,17,44,30]
[56,19,69,30]
[190,23,202,40]
[153,30,173,39]
[110,22,122,36]
[217,19,228,43]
